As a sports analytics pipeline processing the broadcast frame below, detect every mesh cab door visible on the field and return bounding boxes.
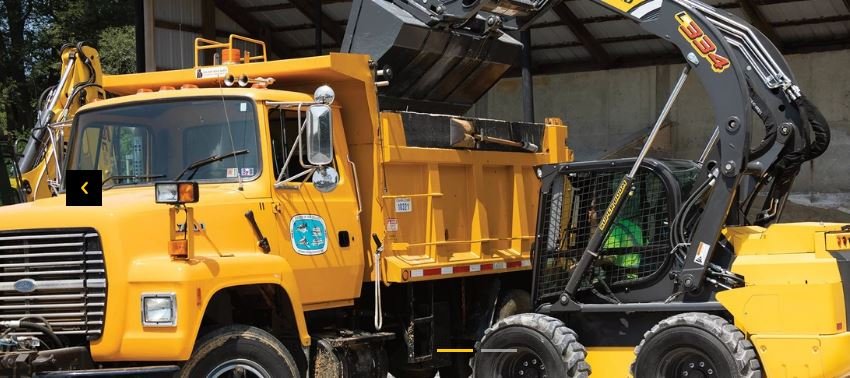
[531,159,691,304]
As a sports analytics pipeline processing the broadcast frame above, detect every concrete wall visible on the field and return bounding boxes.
[470,49,850,194]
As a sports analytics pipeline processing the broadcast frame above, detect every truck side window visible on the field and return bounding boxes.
[269,108,316,180]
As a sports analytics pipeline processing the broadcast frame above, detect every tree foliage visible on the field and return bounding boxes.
[0,0,136,136]
[99,25,136,75]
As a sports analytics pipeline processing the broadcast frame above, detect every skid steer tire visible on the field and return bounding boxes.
[472,313,590,378]
[180,325,299,378]
[631,312,763,378]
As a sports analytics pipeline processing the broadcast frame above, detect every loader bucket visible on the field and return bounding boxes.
[342,0,521,115]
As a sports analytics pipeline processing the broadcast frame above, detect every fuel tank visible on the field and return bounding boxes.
[342,0,521,115]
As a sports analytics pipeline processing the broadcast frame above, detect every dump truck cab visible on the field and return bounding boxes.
[0,82,360,357]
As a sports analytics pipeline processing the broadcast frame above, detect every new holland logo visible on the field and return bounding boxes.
[13,278,37,293]
[675,12,731,73]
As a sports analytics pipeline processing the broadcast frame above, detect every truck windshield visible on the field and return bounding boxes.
[66,98,260,187]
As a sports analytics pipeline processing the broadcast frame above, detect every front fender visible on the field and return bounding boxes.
[90,253,309,362]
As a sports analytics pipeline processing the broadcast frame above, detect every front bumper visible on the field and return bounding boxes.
[0,346,177,377]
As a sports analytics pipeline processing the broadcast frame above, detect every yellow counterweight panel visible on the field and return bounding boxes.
[716,253,845,335]
[719,223,850,377]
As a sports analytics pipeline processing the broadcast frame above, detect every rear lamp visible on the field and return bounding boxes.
[155,182,199,204]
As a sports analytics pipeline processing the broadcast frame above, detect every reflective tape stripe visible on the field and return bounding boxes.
[454,265,471,273]
[407,259,531,279]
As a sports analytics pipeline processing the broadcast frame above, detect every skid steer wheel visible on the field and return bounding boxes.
[472,313,590,378]
[632,312,763,378]
[180,325,299,378]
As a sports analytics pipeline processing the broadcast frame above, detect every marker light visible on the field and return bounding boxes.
[155,182,199,204]
[169,239,188,258]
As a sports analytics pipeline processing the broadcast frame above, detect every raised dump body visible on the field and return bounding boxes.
[369,112,571,282]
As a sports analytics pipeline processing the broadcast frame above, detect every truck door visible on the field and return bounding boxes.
[267,105,364,308]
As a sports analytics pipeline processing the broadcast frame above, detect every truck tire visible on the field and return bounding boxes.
[180,325,300,378]
[472,313,590,378]
[494,289,532,322]
[631,312,763,378]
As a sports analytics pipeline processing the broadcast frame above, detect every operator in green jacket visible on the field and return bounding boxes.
[588,196,644,281]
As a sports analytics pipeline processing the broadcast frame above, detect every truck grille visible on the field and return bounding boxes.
[0,229,106,338]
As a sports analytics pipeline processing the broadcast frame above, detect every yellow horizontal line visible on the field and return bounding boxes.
[436,348,474,353]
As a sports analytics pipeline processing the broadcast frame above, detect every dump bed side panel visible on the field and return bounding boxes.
[366,111,571,282]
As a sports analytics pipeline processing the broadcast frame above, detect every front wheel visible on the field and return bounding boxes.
[472,313,590,378]
[631,312,763,378]
[180,325,300,378]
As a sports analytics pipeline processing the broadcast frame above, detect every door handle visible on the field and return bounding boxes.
[348,156,362,216]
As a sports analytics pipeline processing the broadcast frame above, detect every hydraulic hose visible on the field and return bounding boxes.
[776,95,831,170]
[0,321,64,349]
[19,321,63,349]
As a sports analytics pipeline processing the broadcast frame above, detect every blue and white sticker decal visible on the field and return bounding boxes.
[290,215,328,255]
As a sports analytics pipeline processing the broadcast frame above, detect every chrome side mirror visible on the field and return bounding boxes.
[312,166,339,193]
[306,104,333,166]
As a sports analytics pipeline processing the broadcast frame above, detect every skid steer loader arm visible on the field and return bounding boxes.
[345,0,829,296]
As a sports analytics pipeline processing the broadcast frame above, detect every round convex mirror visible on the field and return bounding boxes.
[313,166,339,193]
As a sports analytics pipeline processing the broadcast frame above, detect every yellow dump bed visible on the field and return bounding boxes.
[364,112,572,282]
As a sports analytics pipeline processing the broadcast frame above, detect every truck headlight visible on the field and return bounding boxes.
[142,293,176,327]
[155,182,199,204]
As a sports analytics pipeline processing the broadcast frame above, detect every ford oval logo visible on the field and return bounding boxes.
[13,279,36,293]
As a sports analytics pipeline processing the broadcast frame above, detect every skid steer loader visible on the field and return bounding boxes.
[339,0,850,376]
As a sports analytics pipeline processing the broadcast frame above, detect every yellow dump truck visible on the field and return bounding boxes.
[0,37,570,377]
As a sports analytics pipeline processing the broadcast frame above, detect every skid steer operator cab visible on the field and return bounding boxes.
[533,158,704,308]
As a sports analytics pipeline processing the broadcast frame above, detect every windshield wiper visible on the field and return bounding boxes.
[102,174,166,190]
[174,149,249,181]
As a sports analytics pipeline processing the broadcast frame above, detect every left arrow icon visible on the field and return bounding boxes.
[81,182,88,195]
